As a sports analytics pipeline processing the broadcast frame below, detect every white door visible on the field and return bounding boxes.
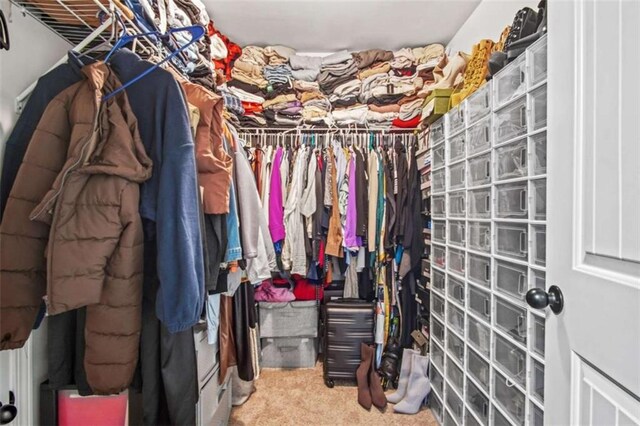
[544,0,640,424]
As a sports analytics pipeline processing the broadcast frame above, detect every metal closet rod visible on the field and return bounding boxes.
[235,127,419,133]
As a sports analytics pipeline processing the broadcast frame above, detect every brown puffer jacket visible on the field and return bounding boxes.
[0,62,152,394]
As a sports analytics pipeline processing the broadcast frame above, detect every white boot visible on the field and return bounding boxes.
[393,354,431,414]
[386,348,419,404]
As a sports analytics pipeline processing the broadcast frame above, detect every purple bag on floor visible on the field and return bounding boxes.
[254,279,296,303]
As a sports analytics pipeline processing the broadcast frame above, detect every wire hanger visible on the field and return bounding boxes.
[102,24,206,101]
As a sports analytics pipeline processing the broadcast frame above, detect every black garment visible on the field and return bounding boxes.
[331,96,358,108]
[403,143,425,272]
[394,139,409,244]
[399,271,418,348]
[264,82,295,100]
[357,253,375,302]
[355,148,368,237]
[1,53,85,219]
[366,94,405,106]
[233,282,257,382]
[203,213,228,292]
[382,150,396,253]
[227,79,265,96]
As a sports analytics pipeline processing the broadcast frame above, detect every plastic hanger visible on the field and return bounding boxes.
[102,24,206,101]
[0,10,10,51]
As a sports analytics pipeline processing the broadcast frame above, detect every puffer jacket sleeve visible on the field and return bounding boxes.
[0,92,76,349]
[84,181,143,394]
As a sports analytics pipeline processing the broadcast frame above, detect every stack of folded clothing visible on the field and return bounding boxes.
[317,50,358,94]
[329,79,361,108]
[263,64,293,86]
[226,79,265,116]
[332,104,368,125]
[300,91,331,124]
[366,110,398,127]
[263,94,302,126]
[398,96,423,121]
[289,54,323,82]
[264,45,296,65]
[390,47,417,76]
[231,46,269,88]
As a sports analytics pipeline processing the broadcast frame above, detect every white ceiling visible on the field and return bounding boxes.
[203,0,481,52]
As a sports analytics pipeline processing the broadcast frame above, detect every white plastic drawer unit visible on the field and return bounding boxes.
[433,244,446,268]
[467,346,490,391]
[468,221,491,253]
[431,386,444,420]
[448,161,466,190]
[448,133,466,164]
[430,117,445,145]
[432,292,446,319]
[448,220,466,247]
[467,116,492,156]
[468,315,491,356]
[433,142,446,170]
[446,355,465,394]
[468,285,491,323]
[530,84,547,131]
[432,168,446,194]
[431,339,445,370]
[432,195,446,218]
[495,260,528,300]
[495,138,527,181]
[433,220,446,244]
[531,131,547,175]
[528,35,547,87]
[449,190,466,217]
[447,104,465,137]
[447,247,466,276]
[532,314,545,357]
[447,328,465,364]
[532,359,545,402]
[445,383,465,424]
[532,178,546,220]
[495,297,528,344]
[432,268,446,293]
[494,370,526,425]
[468,188,491,218]
[532,225,546,266]
[467,379,490,426]
[493,54,527,109]
[447,275,465,306]
[532,269,545,290]
[495,222,528,260]
[447,303,465,336]
[432,316,445,344]
[494,96,528,144]
[494,333,526,386]
[468,153,491,187]
[495,182,528,218]
[430,362,445,396]
[468,253,491,288]
[466,82,491,125]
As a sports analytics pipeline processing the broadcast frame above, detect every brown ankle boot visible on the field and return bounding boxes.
[356,343,373,409]
[368,345,388,409]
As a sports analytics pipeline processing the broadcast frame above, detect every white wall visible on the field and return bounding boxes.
[446,0,539,56]
[0,2,69,423]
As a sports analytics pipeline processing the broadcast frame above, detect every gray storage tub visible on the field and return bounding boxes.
[258,301,319,338]
[261,337,318,368]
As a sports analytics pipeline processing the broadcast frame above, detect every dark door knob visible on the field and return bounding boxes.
[526,285,564,314]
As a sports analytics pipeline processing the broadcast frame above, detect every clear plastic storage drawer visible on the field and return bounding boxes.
[433,244,446,268]
[494,370,526,425]
[468,347,490,390]
[446,355,465,394]
[432,195,446,217]
[432,292,445,319]
[496,182,528,218]
[533,315,545,356]
[532,132,547,175]
[444,408,457,426]
[528,35,548,86]
[495,222,528,260]
[532,225,546,266]
[466,410,483,426]
[430,391,443,421]
[495,138,527,181]
[445,383,464,423]
[467,116,492,156]
[532,360,545,402]
[468,285,491,323]
[494,406,513,426]
[447,104,465,137]
[466,82,491,125]
[449,220,466,247]
[467,379,490,425]
[495,260,528,300]
[433,143,445,169]
[532,269,546,290]
[447,275,465,306]
[447,329,465,364]
[532,179,546,220]
[468,221,491,253]
[495,96,527,144]
[448,247,466,276]
[531,403,544,426]
[494,334,526,386]
[449,133,466,164]
[433,220,446,243]
[430,118,445,145]
[449,191,466,217]
[530,84,547,131]
[494,54,527,108]
[431,339,445,370]
[432,268,446,293]
[432,316,445,344]
[468,188,491,218]
[468,315,491,356]
[495,297,527,343]
[468,153,491,187]
[432,168,446,193]
[449,162,466,190]
[468,253,491,287]
[448,304,465,336]
[430,363,444,395]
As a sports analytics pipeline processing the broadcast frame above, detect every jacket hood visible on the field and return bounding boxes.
[78,61,152,183]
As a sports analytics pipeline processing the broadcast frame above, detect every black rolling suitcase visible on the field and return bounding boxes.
[323,299,375,387]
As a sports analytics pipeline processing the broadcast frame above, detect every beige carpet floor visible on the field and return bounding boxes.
[230,362,436,426]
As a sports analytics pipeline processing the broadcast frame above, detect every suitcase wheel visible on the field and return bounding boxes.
[324,378,335,388]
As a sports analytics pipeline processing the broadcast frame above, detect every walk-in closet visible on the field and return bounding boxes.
[0,0,639,425]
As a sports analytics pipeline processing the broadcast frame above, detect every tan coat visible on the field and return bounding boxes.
[0,62,152,395]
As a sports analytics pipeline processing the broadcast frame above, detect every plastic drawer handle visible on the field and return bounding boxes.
[483,299,490,317]
[519,232,527,253]
[485,160,491,177]
[483,402,489,417]
[519,148,527,167]
[485,264,490,280]
[517,314,525,335]
[519,189,527,211]
[520,105,527,127]
[518,274,527,295]
[484,126,490,143]
[484,195,490,212]
[520,69,525,84]
[457,286,464,302]
[460,198,466,213]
